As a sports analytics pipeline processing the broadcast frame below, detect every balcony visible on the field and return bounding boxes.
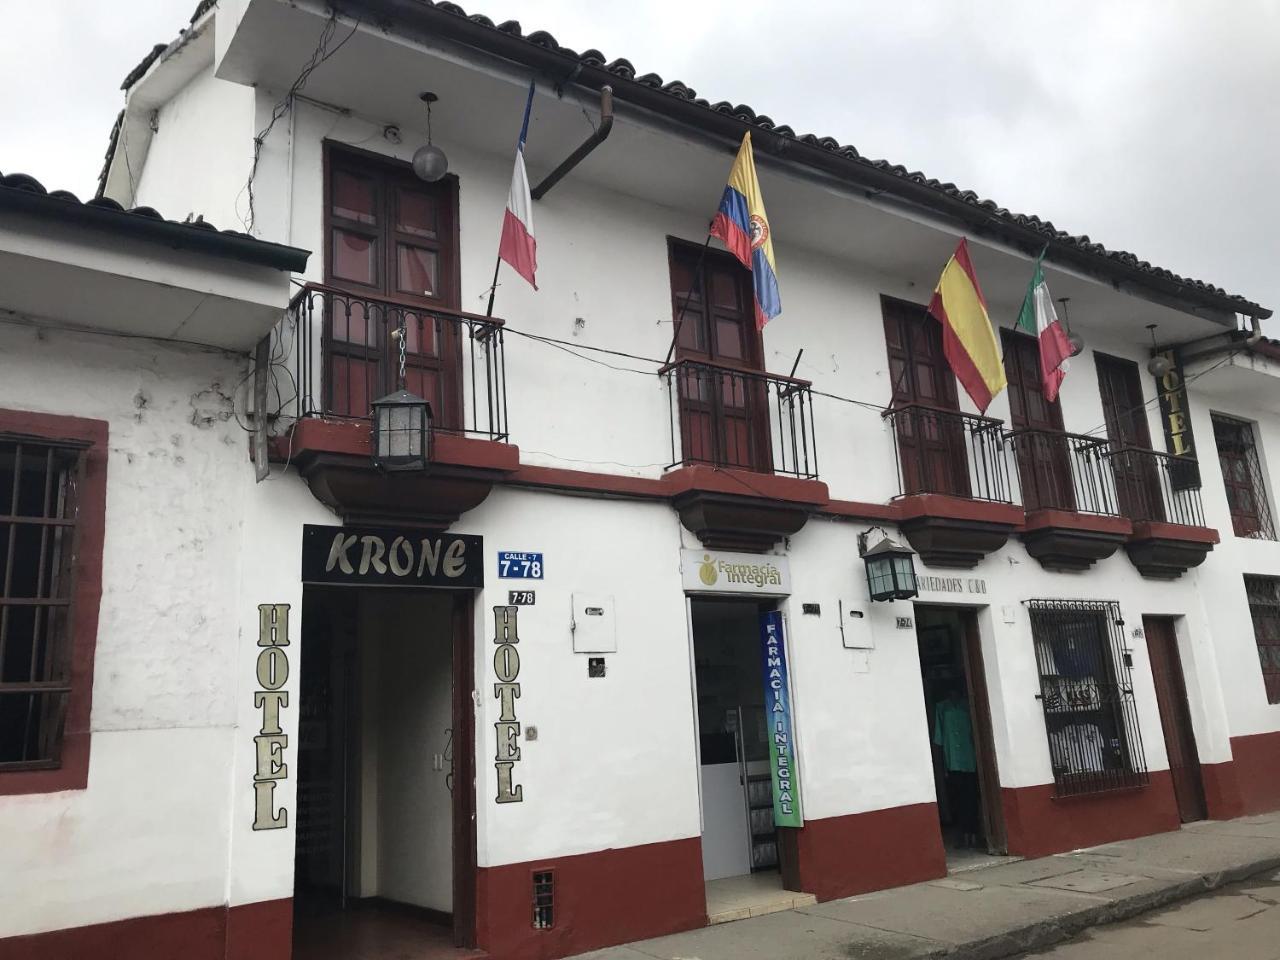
[1099,446,1218,579]
[882,404,1021,568]
[279,283,518,529]
[660,359,827,552]
[1004,428,1132,572]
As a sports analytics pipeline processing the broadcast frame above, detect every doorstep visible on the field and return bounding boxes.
[704,874,817,924]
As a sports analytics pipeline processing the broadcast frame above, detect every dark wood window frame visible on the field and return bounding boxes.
[321,141,465,431]
[1212,413,1276,540]
[0,409,106,795]
[1244,575,1280,704]
[666,237,773,473]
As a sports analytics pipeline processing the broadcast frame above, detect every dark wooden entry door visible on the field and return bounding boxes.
[882,296,969,496]
[1096,353,1163,521]
[324,145,462,428]
[670,242,771,471]
[1143,616,1206,823]
[1003,329,1072,511]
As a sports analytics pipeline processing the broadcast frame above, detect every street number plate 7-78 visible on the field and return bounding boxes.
[498,551,544,579]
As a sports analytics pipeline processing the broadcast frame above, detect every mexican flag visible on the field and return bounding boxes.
[1016,254,1072,402]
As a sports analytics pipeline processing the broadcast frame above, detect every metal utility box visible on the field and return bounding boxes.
[571,593,617,653]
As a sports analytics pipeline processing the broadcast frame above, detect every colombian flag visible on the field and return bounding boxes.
[710,133,781,329]
[928,239,1006,413]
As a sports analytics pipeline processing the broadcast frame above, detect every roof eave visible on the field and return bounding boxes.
[336,0,1269,322]
[0,188,310,273]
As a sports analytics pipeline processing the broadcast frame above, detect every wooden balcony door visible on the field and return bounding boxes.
[1095,353,1163,521]
[1003,329,1072,511]
[324,144,462,429]
[881,295,970,497]
[669,241,771,472]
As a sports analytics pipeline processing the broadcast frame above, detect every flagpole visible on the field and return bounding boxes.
[485,258,502,318]
[663,231,714,365]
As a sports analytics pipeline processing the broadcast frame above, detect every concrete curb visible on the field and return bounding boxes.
[940,855,1280,960]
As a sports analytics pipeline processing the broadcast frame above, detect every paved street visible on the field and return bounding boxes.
[1020,872,1280,959]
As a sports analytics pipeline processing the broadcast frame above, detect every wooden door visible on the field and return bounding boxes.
[881,296,969,496]
[1003,329,1072,511]
[450,593,478,946]
[1096,353,1163,521]
[1143,617,1207,822]
[670,242,771,471]
[961,611,1008,854]
[324,145,462,428]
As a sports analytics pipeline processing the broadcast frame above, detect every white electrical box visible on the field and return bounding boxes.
[840,601,875,649]
[571,594,617,653]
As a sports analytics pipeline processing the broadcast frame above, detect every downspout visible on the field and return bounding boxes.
[531,86,613,200]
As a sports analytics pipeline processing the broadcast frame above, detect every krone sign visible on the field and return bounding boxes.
[681,548,791,596]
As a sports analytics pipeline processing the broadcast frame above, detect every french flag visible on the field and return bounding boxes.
[498,83,537,290]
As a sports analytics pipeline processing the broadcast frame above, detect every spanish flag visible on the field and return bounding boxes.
[928,239,1006,412]
[710,133,781,329]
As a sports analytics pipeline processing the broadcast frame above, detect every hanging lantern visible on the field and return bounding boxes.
[860,530,919,602]
[371,319,431,471]
[412,92,449,182]
[371,389,432,471]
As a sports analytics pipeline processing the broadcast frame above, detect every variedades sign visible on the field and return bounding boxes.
[759,610,802,827]
[301,525,483,588]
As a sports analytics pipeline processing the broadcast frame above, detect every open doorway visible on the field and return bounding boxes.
[690,598,809,922]
[292,586,477,959]
[914,606,1008,871]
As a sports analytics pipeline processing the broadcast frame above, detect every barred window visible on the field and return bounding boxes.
[1028,600,1149,797]
[1213,414,1276,540]
[1244,575,1280,704]
[0,436,87,769]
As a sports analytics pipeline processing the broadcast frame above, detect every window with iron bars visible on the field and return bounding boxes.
[1244,575,1280,705]
[531,871,554,930]
[0,436,86,770]
[1212,414,1276,540]
[1028,600,1149,797]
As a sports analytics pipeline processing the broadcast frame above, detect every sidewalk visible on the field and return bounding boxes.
[571,813,1280,960]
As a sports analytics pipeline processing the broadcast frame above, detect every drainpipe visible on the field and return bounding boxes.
[531,86,613,200]
[1246,313,1264,346]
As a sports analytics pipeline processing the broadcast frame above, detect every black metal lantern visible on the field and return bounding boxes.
[370,319,431,471]
[371,389,432,471]
[859,529,919,602]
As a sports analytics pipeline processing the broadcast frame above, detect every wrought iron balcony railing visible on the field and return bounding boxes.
[1003,428,1119,515]
[288,282,509,441]
[661,358,818,479]
[1100,445,1206,527]
[882,403,1011,502]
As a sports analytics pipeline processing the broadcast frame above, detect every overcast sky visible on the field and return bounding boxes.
[4,1,1277,311]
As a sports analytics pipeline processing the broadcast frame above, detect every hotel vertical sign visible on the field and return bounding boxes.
[253,603,291,830]
[759,611,802,827]
[1152,347,1201,490]
[493,605,525,803]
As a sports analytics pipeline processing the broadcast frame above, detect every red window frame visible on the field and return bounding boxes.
[0,409,106,795]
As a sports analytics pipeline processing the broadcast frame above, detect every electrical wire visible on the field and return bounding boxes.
[237,13,361,231]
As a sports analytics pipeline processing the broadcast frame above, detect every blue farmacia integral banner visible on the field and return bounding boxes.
[759,610,803,827]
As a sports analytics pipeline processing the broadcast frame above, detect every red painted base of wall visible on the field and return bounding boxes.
[791,802,947,901]
[475,836,705,960]
[1227,731,1280,816]
[0,899,291,960]
[1001,771,1181,859]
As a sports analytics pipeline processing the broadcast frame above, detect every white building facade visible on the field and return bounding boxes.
[4,2,1280,958]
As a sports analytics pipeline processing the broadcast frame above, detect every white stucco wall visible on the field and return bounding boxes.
[0,320,255,937]
[133,66,255,232]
